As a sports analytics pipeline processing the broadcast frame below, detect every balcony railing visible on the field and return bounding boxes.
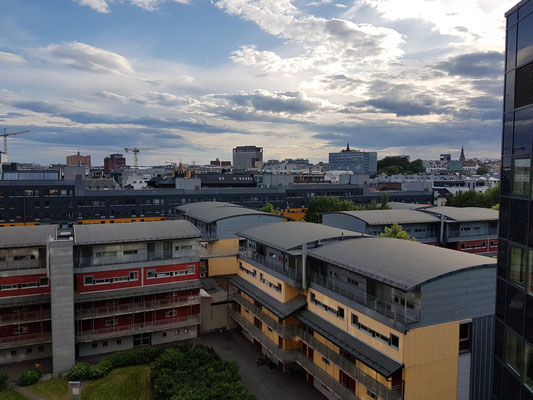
[76,295,201,320]
[0,258,46,271]
[240,253,300,281]
[199,245,240,258]
[295,352,360,400]
[228,309,298,364]
[231,293,298,338]
[298,329,403,400]
[0,332,52,348]
[75,251,197,268]
[76,314,201,342]
[308,271,420,325]
[0,310,51,326]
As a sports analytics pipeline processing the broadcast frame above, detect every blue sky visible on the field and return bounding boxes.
[0,0,517,165]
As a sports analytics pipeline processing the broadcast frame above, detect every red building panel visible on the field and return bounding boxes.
[0,274,50,298]
[76,268,142,293]
[0,320,51,337]
[143,262,200,286]
[452,239,492,254]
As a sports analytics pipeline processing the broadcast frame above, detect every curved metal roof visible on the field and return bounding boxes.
[325,209,440,225]
[176,202,284,224]
[420,206,498,222]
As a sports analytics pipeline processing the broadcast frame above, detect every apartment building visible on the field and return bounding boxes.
[229,222,496,400]
[323,206,499,255]
[0,220,202,373]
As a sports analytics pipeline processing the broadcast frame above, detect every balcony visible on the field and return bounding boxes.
[0,258,46,272]
[199,245,239,259]
[231,293,298,338]
[308,271,420,325]
[76,295,201,320]
[240,253,300,282]
[76,314,201,342]
[0,309,51,326]
[228,309,298,364]
[0,332,52,349]
[298,329,403,400]
[75,251,197,268]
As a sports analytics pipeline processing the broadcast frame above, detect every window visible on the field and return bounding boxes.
[103,341,108,347]
[162,332,167,337]
[366,389,377,399]
[38,346,44,352]
[510,246,527,286]
[525,342,533,391]
[178,245,193,251]
[187,265,195,274]
[337,307,345,319]
[10,350,16,356]
[505,328,523,375]
[322,356,330,365]
[39,277,49,286]
[147,270,155,278]
[129,271,138,281]
[513,158,531,195]
[116,340,122,345]
[123,249,138,255]
[390,335,399,349]
[184,328,188,334]
[517,12,533,66]
[105,319,118,327]
[459,322,472,354]
[92,343,98,349]
[351,314,358,326]
[14,327,28,334]
[165,310,177,318]
[84,276,94,285]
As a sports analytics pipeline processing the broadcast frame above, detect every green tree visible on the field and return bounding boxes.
[377,156,426,175]
[380,193,390,210]
[305,196,357,223]
[445,187,499,208]
[379,223,417,241]
[259,202,277,214]
[476,166,490,175]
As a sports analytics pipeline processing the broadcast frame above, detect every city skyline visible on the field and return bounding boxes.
[0,0,516,165]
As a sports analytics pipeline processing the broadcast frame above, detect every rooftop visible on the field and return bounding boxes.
[0,225,57,249]
[176,201,284,224]
[308,237,495,291]
[325,209,440,225]
[420,206,498,222]
[238,221,364,252]
[74,220,200,245]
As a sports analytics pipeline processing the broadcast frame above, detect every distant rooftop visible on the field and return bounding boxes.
[308,237,495,291]
[176,201,284,224]
[325,209,440,225]
[420,206,498,222]
[0,225,57,248]
[387,202,428,210]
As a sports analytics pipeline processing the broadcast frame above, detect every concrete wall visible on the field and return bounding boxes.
[49,238,76,374]
[79,336,133,357]
[200,300,236,333]
[151,324,197,345]
[0,343,52,364]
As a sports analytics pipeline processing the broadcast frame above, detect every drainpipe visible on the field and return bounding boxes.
[302,242,307,289]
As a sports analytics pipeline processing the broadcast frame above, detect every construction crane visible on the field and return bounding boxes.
[1,129,31,156]
[124,146,160,168]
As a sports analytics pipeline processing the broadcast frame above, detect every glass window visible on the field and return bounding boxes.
[507,283,525,335]
[497,278,507,321]
[508,10,518,27]
[459,322,472,353]
[518,13,533,66]
[510,246,527,286]
[525,342,533,392]
[514,107,533,155]
[504,113,514,156]
[510,199,529,245]
[527,295,533,345]
[520,2,533,19]
[506,70,515,113]
[514,158,531,195]
[506,328,523,375]
[507,26,517,71]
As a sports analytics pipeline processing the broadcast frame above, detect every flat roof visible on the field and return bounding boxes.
[237,222,364,252]
[387,202,428,210]
[0,225,57,249]
[308,237,495,291]
[74,220,200,245]
[325,210,440,225]
[297,310,403,378]
[176,201,284,224]
[420,206,498,222]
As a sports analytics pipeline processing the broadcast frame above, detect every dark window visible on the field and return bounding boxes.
[513,158,531,195]
[337,307,344,319]
[518,12,533,66]
[84,275,93,285]
[520,1,533,19]
[351,314,358,326]
[507,25,517,71]
[510,245,528,286]
[495,319,505,361]
[502,159,512,196]
[92,343,97,349]
[516,63,533,110]
[527,294,533,344]
[510,199,529,245]
[38,346,44,352]
[116,339,122,345]
[514,106,533,155]
[506,70,515,113]
[504,113,514,155]
[499,239,509,279]
[459,322,472,353]
[390,334,399,348]
[506,283,525,335]
[506,327,523,375]
[497,278,507,321]
[103,341,108,347]
[493,359,503,399]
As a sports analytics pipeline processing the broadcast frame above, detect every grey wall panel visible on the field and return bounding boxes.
[216,215,284,240]
[470,315,494,400]
[321,214,366,233]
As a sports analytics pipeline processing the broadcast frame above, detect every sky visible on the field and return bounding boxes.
[0,0,517,166]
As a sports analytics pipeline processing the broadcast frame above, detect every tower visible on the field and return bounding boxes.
[459,146,465,163]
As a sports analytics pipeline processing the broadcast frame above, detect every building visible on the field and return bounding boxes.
[0,221,202,373]
[210,159,231,167]
[440,154,452,163]
[329,144,377,175]
[104,153,126,173]
[66,151,91,168]
[232,146,263,169]
[493,1,533,399]
[230,222,496,400]
[459,147,466,164]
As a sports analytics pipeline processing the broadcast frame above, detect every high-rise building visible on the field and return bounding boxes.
[66,151,91,168]
[329,144,377,175]
[493,1,533,399]
[440,154,452,163]
[232,146,263,169]
[104,153,126,173]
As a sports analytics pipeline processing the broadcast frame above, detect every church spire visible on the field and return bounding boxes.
[459,146,465,163]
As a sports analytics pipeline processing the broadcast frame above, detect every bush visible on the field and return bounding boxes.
[105,347,159,369]
[19,369,40,386]
[67,362,91,380]
[88,363,110,380]
[0,371,8,391]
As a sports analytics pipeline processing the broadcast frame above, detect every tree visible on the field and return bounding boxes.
[445,187,500,208]
[376,157,426,175]
[476,166,490,175]
[305,196,357,223]
[379,223,417,241]
[380,193,390,210]
[259,203,277,214]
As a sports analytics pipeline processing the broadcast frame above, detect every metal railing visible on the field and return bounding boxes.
[295,352,361,400]
[231,293,298,338]
[308,271,420,325]
[446,228,498,239]
[298,329,403,400]
[0,332,52,348]
[199,245,240,258]
[229,309,298,363]
[0,310,51,326]
[240,253,300,281]
[0,258,46,271]
[76,314,201,341]
[75,251,198,268]
[76,295,201,320]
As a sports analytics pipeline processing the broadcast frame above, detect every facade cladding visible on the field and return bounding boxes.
[494,1,533,399]
[0,221,202,373]
[329,146,378,175]
[232,146,263,169]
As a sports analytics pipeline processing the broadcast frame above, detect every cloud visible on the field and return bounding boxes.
[221,90,320,114]
[73,0,190,13]
[34,42,134,74]
[73,0,110,13]
[0,51,25,64]
[435,51,504,78]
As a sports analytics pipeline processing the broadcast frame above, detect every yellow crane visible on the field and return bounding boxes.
[124,146,160,168]
[1,129,31,156]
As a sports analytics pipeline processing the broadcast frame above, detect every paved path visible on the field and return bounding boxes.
[196,330,325,400]
[14,386,47,400]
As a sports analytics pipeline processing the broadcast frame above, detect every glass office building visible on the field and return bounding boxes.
[493,1,533,399]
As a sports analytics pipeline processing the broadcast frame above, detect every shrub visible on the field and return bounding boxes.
[0,371,8,391]
[88,364,109,380]
[19,369,40,386]
[67,362,91,380]
[105,347,159,369]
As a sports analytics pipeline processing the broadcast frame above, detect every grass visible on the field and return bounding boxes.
[0,388,30,400]
[29,376,69,400]
[81,365,152,400]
